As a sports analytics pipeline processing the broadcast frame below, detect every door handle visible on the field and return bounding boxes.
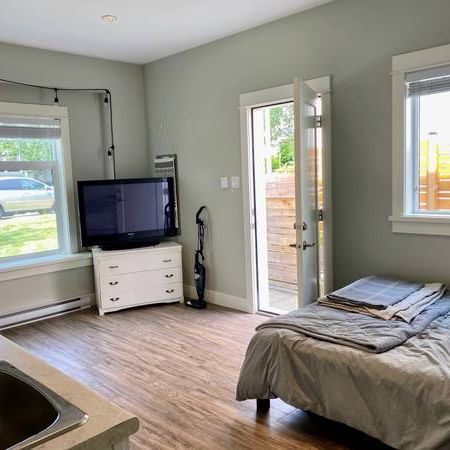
[109,281,119,286]
[302,241,316,251]
[289,243,299,248]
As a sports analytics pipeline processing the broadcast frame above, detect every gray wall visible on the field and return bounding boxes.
[0,42,148,314]
[2,0,450,315]
[144,0,450,301]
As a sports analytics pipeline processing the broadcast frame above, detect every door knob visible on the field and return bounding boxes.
[302,241,316,251]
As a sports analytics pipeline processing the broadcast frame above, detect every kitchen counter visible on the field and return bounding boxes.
[0,335,139,449]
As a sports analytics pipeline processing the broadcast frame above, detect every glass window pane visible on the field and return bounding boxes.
[0,138,55,162]
[0,130,60,260]
[417,91,450,213]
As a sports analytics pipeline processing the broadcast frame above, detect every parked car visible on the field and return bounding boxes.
[0,177,54,219]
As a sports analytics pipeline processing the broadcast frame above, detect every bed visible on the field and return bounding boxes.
[236,304,450,450]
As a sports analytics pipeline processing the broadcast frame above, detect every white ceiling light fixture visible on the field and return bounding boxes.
[101,14,117,23]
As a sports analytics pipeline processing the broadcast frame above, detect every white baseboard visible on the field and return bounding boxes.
[183,285,252,313]
[0,294,93,330]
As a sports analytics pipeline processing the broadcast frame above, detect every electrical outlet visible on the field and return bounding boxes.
[220,176,229,189]
[231,176,240,189]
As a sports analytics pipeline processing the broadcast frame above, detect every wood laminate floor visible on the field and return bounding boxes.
[3,304,390,450]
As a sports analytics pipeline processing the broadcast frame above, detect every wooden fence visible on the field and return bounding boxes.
[265,175,297,288]
[265,173,323,288]
[264,144,450,288]
[419,142,450,211]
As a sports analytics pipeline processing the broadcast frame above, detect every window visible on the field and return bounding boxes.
[391,44,450,235]
[407,67,450,214]
[0,102,75,262]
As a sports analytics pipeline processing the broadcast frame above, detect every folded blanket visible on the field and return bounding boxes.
[318,283,445,322]
[327,276,424,310]
[256,294,450,353]
[396,284,445,322]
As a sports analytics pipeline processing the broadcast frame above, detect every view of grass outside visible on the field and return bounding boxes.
[0,213,57,259]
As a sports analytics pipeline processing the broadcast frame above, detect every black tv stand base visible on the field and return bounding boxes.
[100,240,161,251]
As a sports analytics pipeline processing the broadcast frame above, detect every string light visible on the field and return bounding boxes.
[0,77,116,179]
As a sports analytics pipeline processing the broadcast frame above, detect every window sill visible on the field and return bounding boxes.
[0,252,93,283]
[389,215,450,236]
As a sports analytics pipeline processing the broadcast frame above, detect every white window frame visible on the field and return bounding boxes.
[0,101,79,266]
[391,43,450,236]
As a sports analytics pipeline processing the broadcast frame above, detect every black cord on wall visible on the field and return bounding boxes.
[0,77,117,179]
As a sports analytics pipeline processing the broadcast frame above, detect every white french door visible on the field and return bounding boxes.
[293,78,319,307]
[240,78,330,314]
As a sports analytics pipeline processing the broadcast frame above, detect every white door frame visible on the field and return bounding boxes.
[239,76,332,314]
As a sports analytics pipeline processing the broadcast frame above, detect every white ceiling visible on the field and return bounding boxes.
[0,0,331,64]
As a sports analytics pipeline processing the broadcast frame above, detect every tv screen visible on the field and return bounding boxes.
[77,177,176,249]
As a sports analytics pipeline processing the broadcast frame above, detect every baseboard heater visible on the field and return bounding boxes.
[0,295,92,331]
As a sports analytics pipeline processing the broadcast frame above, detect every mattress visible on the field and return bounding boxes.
[236,312,450,450]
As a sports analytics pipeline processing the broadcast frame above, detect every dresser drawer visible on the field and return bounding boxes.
[100,267,182,296]
[97,248,181,275]
[100,283,183,310]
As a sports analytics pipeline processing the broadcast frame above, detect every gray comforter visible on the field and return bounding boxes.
[256,295,450,353]
[237,312,450,450]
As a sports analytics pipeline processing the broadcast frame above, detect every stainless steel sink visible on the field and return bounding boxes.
[0,360,88,449]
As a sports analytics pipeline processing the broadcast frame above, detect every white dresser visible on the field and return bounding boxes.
[92,242,183,315]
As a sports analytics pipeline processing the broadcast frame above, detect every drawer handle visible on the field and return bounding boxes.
[109,281,119,286]
[163,259,172,263]
[165,274,174,278]
[109,265,119,269]
[110,297,120,302]
[165,289,175,294]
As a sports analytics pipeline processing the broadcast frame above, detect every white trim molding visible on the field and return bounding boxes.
[0,101,79,264]
[391,43,450,236]
[0,102,68,119]
[389,215,450,236]
[183,285,251,313]
[239,84,293,108]
[0,252,92,282]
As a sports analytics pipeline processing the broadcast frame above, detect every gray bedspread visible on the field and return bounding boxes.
[327,276,424,309]
[256,294,450,353]
[237,312,450,450]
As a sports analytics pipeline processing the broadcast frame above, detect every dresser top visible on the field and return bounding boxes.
[91,241,181,256]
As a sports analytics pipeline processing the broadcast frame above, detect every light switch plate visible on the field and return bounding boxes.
[220,176,229,189]
[231,176,240,189]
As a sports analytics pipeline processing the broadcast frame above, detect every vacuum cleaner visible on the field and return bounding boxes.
[185,206,207,309]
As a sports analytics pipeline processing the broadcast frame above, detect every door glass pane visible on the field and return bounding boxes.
[252,102,298,314]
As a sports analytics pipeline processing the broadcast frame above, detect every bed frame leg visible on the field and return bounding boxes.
[256,399,270,413]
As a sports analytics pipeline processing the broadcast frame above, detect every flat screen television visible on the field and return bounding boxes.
[77,177,176,249]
